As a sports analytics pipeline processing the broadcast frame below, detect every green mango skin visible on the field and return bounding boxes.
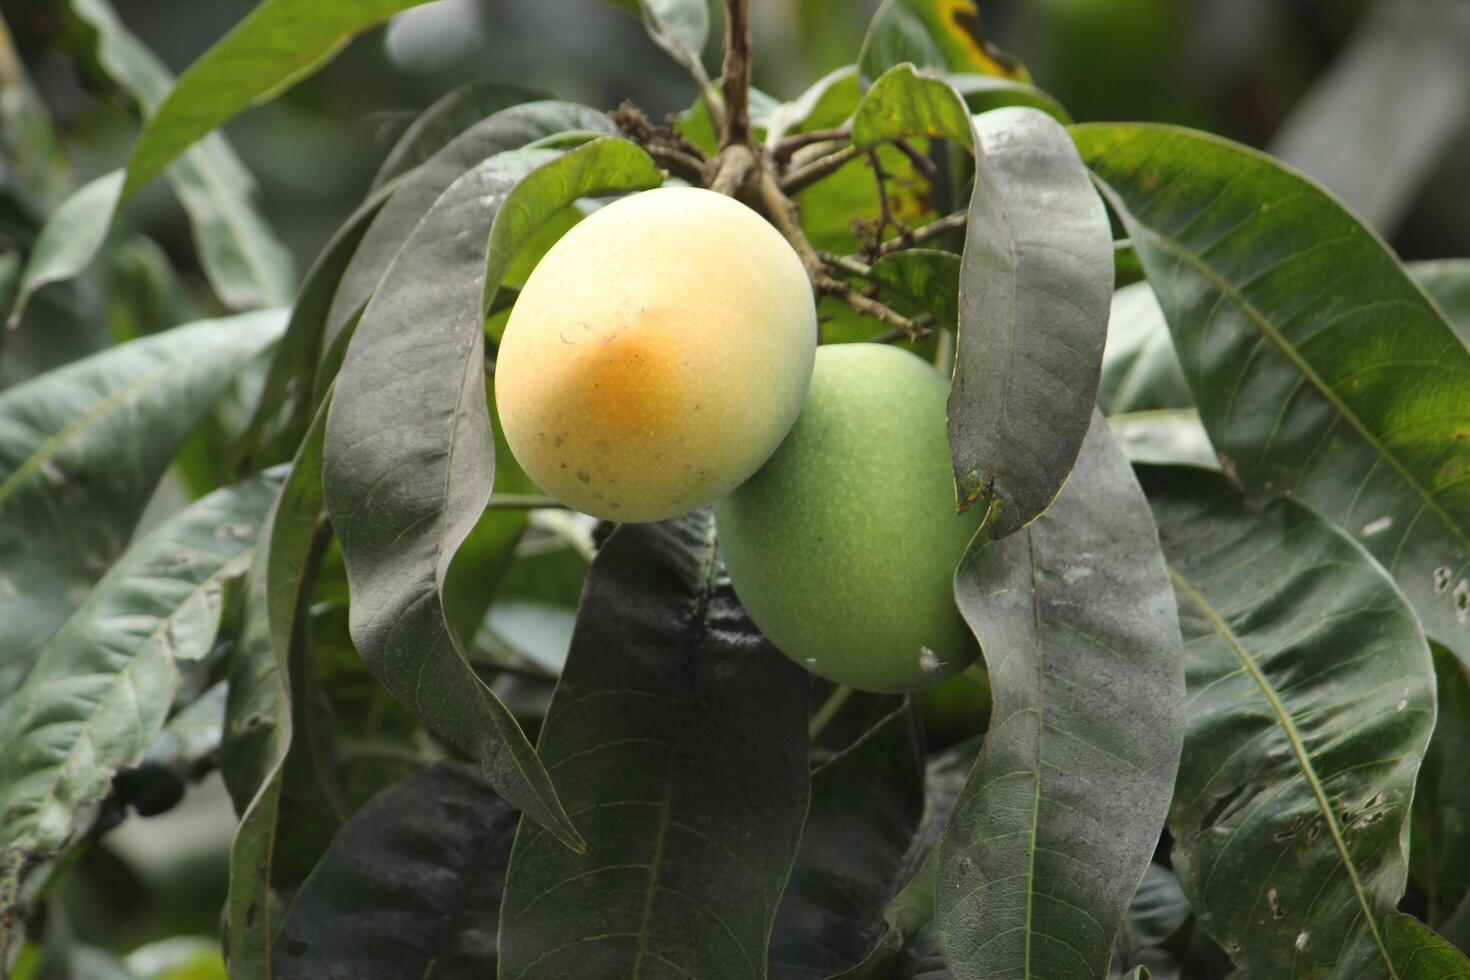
[920,665,992,750]
[714,343,984,692]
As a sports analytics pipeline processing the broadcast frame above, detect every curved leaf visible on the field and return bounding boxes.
[0,309,285,691]
[372,80,545,189]
[1075,123,1470,664]
[1108,409,1218,470]
[5,171,123,329]
[0,473,280,942]
[949,107,1113,534]
[947,74,1071,125]
[498,511,810,979]
[324,144,648,852]
[1142,464,1436,978]
[1412,645,1470,933]
[852,65,973,151]
[121,0,441,198]
[765,66,860,144]
[937,415,1185,980]
[1099,281,1192,417]
[859,0,1028,84]
[323,101,610,356]
[636,0,711,91]
[770,702,925,978]
[1411,259,1470,343]
[272,761,514,980]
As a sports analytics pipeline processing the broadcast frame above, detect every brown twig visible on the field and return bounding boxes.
[610,102,707,184]
[781,145,860,194]
[875,210,967,257]
[720,0,752,148]
[772,127,850,162]
[893,138,938,176]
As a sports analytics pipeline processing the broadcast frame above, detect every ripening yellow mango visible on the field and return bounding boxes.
[494,186,817,522]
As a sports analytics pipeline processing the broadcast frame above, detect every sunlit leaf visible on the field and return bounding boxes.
[852,64,973,151]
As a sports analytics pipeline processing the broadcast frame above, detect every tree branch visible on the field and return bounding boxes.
[720,0,751,148]
[875,210,967,257]
[781,145,860,194]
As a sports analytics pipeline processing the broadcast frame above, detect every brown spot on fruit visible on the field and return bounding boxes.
[576,469,591,484]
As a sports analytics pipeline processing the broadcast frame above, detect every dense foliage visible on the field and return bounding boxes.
[2,1,1470,978]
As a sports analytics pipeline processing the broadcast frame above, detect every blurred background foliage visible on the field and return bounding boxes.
[2,0,1469,971]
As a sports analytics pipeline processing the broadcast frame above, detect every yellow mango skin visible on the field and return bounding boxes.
[495,187,817,522]
[715,344,985,693]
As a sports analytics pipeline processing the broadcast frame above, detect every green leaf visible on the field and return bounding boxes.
[1108,409,1218,470]
[1075,123,1470,666]
[68,0,296,310]
[1118,865,1190,967]
[323,101,611,358]
[1267,0,1470,234]
[0,473,280,944]
[221,406,330,980]
[371,80,545,189]
[770,701,925,978]
[765,66,860,143]
[946,74,1071,124]
[1411,259,1470,343]
[1384,915,1470,978]
[0,309,285,693]
[852,64,973,151]
[869,249,961,328]
[636,0,712,92]
[120,0,441,198]
[499,511,811,978]
[858,0,1028,84]
[1098,281,1192,417]
[272,761,514,979]
[1413,646,1470,931]
[1141,464,1436,978]
[937,415,1185,980]
[950,107,1113,534]
[5,171,123,329]
[794,142,938,255]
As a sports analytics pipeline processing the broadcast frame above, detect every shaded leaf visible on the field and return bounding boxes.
[1411,259,1470,343]
[950,107,1113,534]
[499,512,810,979]
[372,80,545,189]
[5,171,123,329]
[0,310,285,693]
[937,415,1185,980]
[0,473,280,943]
[121,0,442,197]
[1384,915,1470,978]
[272,761,513,980]
[1108,409,1218,470]
[1412,646,1470,931]
[858,0,1028,84]
[870,250,961,328]
[1098,280,1192,417]
[323,101,610,357]
[1142,465,1435,978]
[1118,865,1190,967]
[636,0,712,94]
[1076,123,1470,664]
[770,702,925,978]
[852,64,973,151]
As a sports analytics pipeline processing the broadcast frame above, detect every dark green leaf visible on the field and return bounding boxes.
[770,702,925,978]
[5,171,123,329]
[0,310,285,693]
[950,107,1113,534]
[870,250,961,328]
[1267,0,1470,234]
[120,0,441,198]
[852,64,973,151]
[499,512,811,978]
[1411,259,1470,343]
[1098,281,1192,417]
[858,0,1028,84]
[1119,865,1190,965]
[272,761,513,979]
[635,0,713,97]
[323,101,610,357]
[1383,915,1470,978]
[894,922,949,979]
[1075,123,1470,665]
[1413,646,1470,931]
[0,473,280,942]
[937,415,1185,979]
[371,80,545,189]
[1142,465,1435,977]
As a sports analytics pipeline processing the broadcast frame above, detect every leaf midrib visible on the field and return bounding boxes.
[1167,565,1397,978]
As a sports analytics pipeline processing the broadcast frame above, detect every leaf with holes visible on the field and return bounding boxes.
[498,511,810,979]
[937,415,1185,980]
[949,107,1114,534]
[1075,123,1470,665]
[1142,464,1440,978]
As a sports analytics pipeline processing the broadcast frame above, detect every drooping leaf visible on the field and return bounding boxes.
[770,701,925,978]
[949,107,1113,534]
[67,0,296,310]
[852,64,973,151]
[5,171,123,329]
[323,101,610,357]
[271,761,514,979]
[1098,280,1192,417]
[498,512,811,978]
[1108,409,1218,470]
[1075,123,1470,664]
[371,80,545,189]
[1142,464,1437,978]
[858,0,1028,85]
[869,250,961,328]
[1267,0,1470,234]
[0,309,285,692]
[0,473,280,944]
[120,0,443,198]
[1411,259,1470,343]
[1412,646,1470,932]
[937,415,1185,980]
